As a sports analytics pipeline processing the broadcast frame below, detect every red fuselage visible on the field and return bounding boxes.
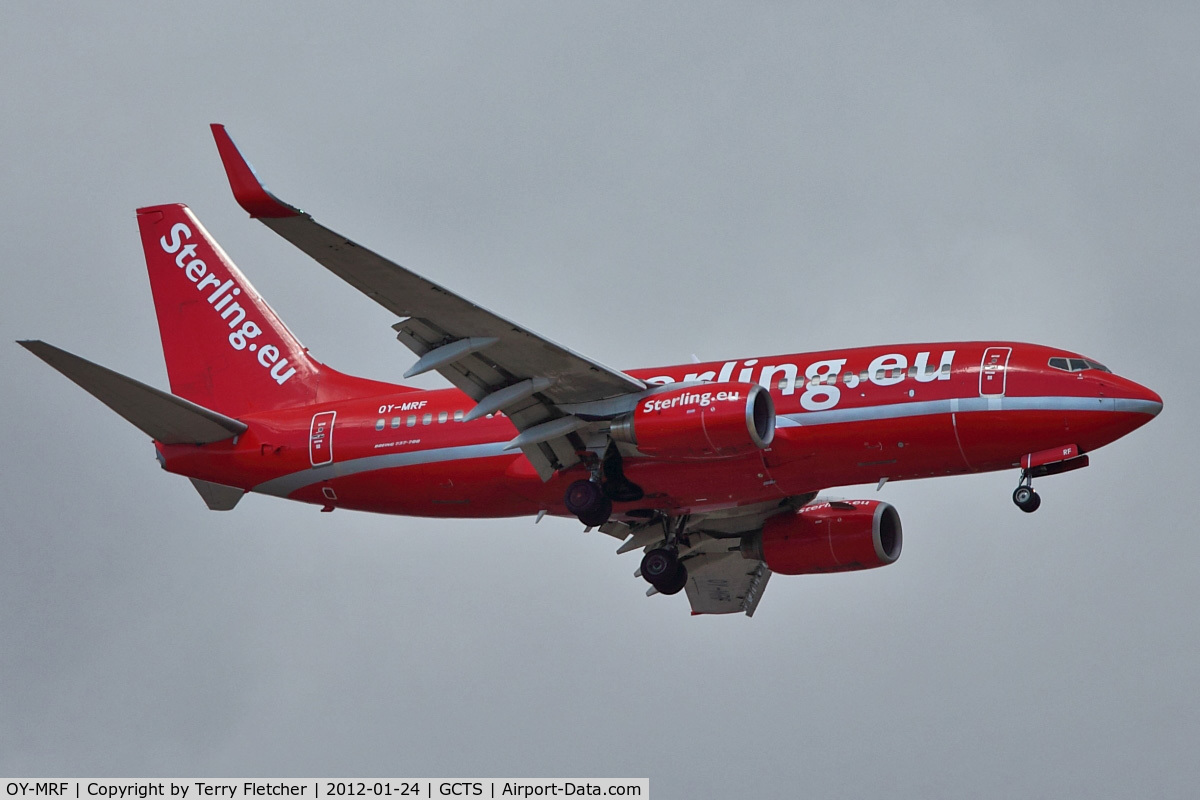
[156,341,1161,519]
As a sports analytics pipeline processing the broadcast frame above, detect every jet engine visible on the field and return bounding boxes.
[609,382,774,460]
[741,500,902,574]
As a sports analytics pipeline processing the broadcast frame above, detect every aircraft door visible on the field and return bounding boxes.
[309,411,336,466]
[979,347,1012,397]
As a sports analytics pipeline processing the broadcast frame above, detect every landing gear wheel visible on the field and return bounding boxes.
[640,548,679,585]
[641,549,688,595]
[578,497,612,527]
[564,479,612,526]
[656,562,688,596]
[565,479,602,514]
[1013,485,1041,513]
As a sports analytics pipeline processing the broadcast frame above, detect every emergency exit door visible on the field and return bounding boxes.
[309,411,336,466]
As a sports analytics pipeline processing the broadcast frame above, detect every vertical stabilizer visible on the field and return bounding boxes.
[138,203,320,415]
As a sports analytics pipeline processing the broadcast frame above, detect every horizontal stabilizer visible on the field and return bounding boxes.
[18,340,247,444]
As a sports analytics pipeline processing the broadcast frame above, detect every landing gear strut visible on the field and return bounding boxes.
[1012,472,1041,513]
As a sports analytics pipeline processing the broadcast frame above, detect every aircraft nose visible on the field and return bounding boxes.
[1118,377,1162,417]
[1140,385,1164,417]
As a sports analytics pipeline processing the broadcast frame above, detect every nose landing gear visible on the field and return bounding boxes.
[1011,445,1091,513]
[1012,472,1041,513]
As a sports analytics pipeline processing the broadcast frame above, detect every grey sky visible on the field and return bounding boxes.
[2,3,1197,797]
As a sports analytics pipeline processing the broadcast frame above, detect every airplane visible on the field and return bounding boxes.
[18,124,1163,616]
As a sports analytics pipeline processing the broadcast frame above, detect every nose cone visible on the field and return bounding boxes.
[1119,378,1163,418]
[1142,385,1164,417]
[1098,374,1162,447]
[1069,370,1163,450]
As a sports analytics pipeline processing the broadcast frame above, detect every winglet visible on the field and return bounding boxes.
[210,124,302,219]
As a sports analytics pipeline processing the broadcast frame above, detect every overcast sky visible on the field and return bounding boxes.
[2,3,1197,797]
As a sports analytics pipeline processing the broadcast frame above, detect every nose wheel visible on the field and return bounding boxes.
[1012,473,1041,513]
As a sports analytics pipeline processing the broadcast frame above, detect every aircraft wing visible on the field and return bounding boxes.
[210,125,645,479]
[683,547,772,616]
[608,498,807,616]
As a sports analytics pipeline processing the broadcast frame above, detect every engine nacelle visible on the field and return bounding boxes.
[741,500,902,575]
[610,382,775,460]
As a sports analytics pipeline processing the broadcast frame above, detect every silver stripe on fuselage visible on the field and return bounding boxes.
[775,395,1160,428]
[251,395,1161,497]
[253,441,510,497]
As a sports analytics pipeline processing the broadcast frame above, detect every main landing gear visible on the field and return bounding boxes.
[640,548,688,595]
[1012,472,1041,513]
[637,515,689,596]
[564,479,612,527]
[563,443,644,528]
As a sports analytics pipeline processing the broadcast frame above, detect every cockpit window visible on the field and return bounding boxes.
[1048,356,1111,373]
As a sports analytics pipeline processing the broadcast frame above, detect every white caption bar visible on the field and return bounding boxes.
[0,781,649,800]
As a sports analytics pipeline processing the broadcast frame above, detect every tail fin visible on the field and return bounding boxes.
[138,203,322,415]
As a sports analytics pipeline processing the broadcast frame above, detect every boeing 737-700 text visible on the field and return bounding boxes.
[19,125,1163,615]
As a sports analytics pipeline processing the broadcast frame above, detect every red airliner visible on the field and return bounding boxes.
[20,125,1162,615]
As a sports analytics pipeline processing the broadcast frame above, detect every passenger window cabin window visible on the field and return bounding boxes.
[438,411,448,423]
[422,413,432,425]
[454,410,464,421]
[407,415,417,427]
[391,417,401,429]
[375,419,385,431]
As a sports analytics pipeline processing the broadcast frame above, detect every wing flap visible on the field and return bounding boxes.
[619,500,807,615]
[684,552,772,617]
